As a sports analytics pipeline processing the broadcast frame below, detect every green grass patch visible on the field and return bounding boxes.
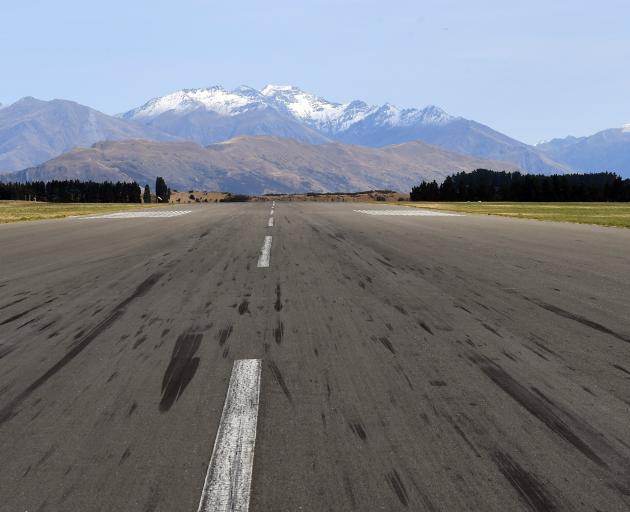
[391,202,630,228]
[0,201,168,224]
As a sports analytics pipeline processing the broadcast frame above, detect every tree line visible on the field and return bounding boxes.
[410,170,630,202]
[0,177,171,203]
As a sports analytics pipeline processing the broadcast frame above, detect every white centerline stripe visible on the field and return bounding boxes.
[197,359,262,512]
[257,236,272,268]
[267,217,274,227]
[270,209,274,216]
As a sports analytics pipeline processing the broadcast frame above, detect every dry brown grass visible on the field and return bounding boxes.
[169,191,228,203]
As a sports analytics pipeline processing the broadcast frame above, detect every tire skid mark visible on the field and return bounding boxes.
[159,330,202,412]
[470,355,607,468]
[612,364,630,376]
[274,283,283,311]
[378,336,396,354]
[217,325,233,346]
[481,321,503,338]
[17,316,40,330]
[273,320,284,344]
[268,361,292,403]
[37,319,57,332]
[375,257,394,268]
[0,296,28,311]
[394,304,407,316]
[418,320,433,335]
[0,272,163,425]
[348,421,367,441]
[530,336,560,358]
[385,469,409,507]
[524,345,550,361]
[452,423,482,458]
[493,450,557,512]
[0,344,15,359]
[238,299,249,315]
[0,298,56,326]
[526,297,630,343]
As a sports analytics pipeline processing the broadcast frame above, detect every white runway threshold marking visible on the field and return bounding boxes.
[197,359,262,512]
[354,209,463,217]
[257,236,272,268]
[80,210,192,219]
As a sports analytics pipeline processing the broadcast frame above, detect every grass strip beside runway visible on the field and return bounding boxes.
[392,202,630,228]
[0,201,168,224]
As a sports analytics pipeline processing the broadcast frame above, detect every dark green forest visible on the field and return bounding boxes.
[0,180,146,203]
[411,170,630,202]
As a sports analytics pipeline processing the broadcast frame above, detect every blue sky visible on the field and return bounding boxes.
[2,0,628,143]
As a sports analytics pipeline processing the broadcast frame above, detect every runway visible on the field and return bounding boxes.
[1,201,629,511]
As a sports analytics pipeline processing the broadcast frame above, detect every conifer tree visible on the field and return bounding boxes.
[155,177,170,203]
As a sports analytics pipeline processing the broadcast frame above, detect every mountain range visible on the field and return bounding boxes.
[8,137,519,194]
[121,85,567,174]
[1,85,629,192]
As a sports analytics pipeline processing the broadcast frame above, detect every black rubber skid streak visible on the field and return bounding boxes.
[492,450,557,512]
[0,273,164,426]
[469,354,607,468]
[159,331,203,412]
[268,361,292,403]
[526,297,630,344]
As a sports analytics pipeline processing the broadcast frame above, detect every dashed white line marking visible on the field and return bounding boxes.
[257,236,272,268]
[197,359,262,512]
[80,210,192,219]
[354,209,463,217]
[267,216,274,227]
[270,209,274,216]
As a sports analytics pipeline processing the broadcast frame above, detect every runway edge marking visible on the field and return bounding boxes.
[353,209,463,217]
[197,359,262,512]
[257,236,272,268]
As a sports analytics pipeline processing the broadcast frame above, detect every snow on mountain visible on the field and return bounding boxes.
[122,86,268,119]
[121,85,566,173]
[260,84,351,129]
[623,123,630,133]
[123,84,455,133]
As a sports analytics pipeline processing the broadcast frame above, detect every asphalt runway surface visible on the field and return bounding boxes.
[1,202,629,511]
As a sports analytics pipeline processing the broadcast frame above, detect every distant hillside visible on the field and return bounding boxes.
[0,97,174,172]
[537,125,630,178]
[3,136,521,194]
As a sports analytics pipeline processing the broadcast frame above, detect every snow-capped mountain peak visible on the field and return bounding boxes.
[122,84,455,134]
[123,86,267,119]
[261,84,350,128]
[623,123,630,133]
[417,105,455,125]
